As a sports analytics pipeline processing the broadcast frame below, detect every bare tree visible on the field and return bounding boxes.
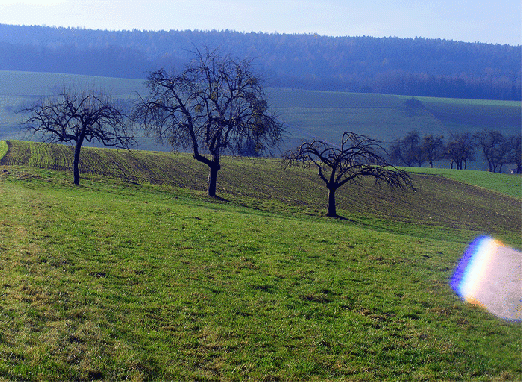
[133,49,283,197]
[445,133,475,170]
[505,135,522,174]
[283,132,413,218]
[389,130,423,167]
[473,130,505,173]
[22,89,134,185]
[420,134,445,168]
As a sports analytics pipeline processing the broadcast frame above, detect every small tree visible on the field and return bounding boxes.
[22,89,134,185]
[389,130,423,167]
[133,49,283,197]
[445,133,475,170]
[496,138,516,173]
[283,132,413,218]
[505,135,522,174]
[420,134,445,168]
[473,130,505,172]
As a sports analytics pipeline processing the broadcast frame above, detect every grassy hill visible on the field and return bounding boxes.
[1,70,520,160]
[2,140,521,241]
[269,88,521,146]
[0,140,520,380]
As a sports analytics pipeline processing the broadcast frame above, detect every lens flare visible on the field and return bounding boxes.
[450,236,521,321]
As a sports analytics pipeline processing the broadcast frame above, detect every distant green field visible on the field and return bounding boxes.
[1,70,520,157]
[268,88,521,147]
[0,70,145,97]
[0,140,520,380]
[407,167,522,199]
[0,140,7,160]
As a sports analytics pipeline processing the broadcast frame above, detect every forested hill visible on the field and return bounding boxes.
[0,24,520,100]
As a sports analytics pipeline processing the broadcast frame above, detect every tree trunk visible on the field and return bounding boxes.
[207,161,220,197]
[72,138,84,186]
[327,187,337,217]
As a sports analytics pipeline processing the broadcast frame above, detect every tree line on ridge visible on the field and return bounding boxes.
[0,24,520,101]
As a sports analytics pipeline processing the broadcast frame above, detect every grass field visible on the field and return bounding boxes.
[406,167,522,200]
[0,140,520,380]
[266,88,521,145]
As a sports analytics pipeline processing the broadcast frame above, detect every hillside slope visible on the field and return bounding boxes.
[270,88,521,148]
[2,140,520,245]
[0,24,520,100]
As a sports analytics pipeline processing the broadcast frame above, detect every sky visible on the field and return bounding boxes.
[0,0,520,45]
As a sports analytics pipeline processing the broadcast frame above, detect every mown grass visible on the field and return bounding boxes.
[0,141,521,380]
[0,165,521,381]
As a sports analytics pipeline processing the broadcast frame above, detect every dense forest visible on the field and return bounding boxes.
[0,24,520,100]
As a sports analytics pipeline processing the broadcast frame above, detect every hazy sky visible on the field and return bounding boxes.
[0,0,520,45]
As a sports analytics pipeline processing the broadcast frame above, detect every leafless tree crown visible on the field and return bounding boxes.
[134,49,282,161]
[284,132,413,189]
[22,88,134,185]
[23,89,134,148]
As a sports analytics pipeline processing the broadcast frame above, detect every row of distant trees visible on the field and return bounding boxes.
[389,130,522,173]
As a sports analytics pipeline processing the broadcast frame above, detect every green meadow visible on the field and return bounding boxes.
[0,140,520,381]
[269,88,521,146]
[1,70,520,155]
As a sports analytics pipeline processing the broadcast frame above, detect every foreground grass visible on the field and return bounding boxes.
[0,166,520,381]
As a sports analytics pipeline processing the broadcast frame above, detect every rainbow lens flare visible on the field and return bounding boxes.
[450,236,521,321]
